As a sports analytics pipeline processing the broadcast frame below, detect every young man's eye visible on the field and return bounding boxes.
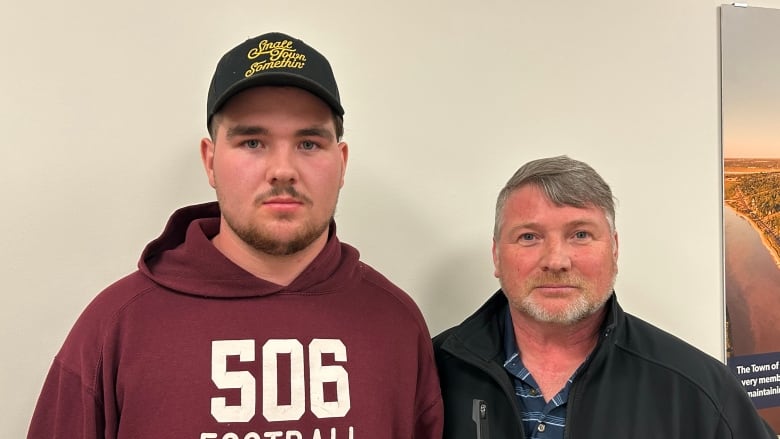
[243,139,261,149]
[300,140,318,151]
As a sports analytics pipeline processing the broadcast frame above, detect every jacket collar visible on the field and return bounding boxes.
[441,290,624,362]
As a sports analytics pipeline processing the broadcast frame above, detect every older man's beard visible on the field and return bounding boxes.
[221,185,335,256]
[518,291,610,325]
[512,268,617,325]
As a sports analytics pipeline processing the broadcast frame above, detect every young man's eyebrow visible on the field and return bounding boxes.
[226,125,269,139]
[296,126,335,140]
[224,125,335,141]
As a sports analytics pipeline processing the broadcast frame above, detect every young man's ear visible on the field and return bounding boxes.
[338,142,349,187]
[200,137,216,189]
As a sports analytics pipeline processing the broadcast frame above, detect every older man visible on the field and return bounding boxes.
[434,155,773,438]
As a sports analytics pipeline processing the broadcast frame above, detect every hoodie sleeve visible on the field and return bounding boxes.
[27,358,106,439]
[27,279,131,439]
[413,330,444,439]
[415,397,444,439]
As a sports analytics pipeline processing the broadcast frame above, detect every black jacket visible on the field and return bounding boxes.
[433,291,775,438]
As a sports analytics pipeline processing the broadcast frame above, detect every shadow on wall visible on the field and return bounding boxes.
[419,243,497,337]
[337,164,498,337]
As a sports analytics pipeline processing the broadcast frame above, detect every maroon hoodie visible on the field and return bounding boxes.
[28,202,443,439]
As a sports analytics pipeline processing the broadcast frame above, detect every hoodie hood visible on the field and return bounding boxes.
[137,202,360,298]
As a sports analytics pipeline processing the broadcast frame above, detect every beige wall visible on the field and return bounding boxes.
[3,0,778,435]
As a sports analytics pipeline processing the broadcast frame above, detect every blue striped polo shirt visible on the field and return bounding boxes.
[503,307,583,438]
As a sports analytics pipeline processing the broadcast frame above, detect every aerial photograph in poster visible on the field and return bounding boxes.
[721,4,780,433]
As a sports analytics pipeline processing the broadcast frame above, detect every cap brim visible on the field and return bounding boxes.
[209,72,344,123]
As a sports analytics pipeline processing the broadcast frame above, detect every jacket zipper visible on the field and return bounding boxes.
[472,399,489,439]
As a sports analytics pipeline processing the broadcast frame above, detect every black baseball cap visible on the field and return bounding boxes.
[206,32,344,129]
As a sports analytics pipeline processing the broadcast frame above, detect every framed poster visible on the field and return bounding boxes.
[721,4,780,433]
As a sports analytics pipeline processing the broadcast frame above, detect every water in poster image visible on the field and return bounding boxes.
[724,205,780,429]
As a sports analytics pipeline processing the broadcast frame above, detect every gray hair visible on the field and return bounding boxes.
[494,155,616,237]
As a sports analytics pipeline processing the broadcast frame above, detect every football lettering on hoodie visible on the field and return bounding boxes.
[200,429,355,439]
[210,339,352,422]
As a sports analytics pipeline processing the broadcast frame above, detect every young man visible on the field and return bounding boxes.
[433,155,774,438]
[28,32,443,439]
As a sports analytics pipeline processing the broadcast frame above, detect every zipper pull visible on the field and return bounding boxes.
[471,399,489,439]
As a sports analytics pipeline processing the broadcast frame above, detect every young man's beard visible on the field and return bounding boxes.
[218,183,336,256]
[230,215,332,256]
